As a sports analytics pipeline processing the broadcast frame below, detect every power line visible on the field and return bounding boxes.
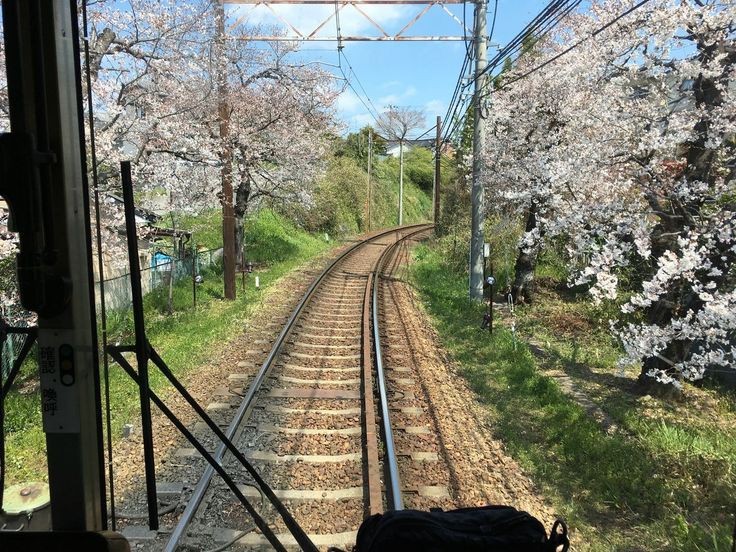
[412,123,438,141]
[488,0,499,45]
[341,50,380,119]
[443,0,583,145]
[441,41,474,140]
[491,0,653,93]
[478,0,583,82]
[333,0,379,124]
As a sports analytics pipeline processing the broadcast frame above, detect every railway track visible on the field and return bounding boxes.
[125,224,437,551]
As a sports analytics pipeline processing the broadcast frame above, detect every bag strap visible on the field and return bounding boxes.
[546,519,570,552]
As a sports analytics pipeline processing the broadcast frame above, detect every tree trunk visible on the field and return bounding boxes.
[511,201,542,304]
[216,0,236,300]
[398,141,404,226]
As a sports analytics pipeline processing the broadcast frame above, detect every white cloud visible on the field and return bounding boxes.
[231,4,413,40]
[378,85,416,108]
[351,113,375,129]
[336,89,362,113]
[424,99,445,116]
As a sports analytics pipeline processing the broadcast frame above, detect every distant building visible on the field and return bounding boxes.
[384,138,435,158]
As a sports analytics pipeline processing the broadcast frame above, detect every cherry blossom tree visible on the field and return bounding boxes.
[224,42,338,267]
[483,0,735,390]
[83,0,339,276]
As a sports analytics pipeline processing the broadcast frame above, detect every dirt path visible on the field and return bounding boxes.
[387,258,555,525]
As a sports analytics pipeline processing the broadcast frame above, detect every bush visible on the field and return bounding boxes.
[404,147,434,192]
[305,156,367,235]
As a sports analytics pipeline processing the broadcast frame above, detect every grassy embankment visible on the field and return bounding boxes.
[411,243,736,551]
[310,148,434,235]
[4,210,333,483]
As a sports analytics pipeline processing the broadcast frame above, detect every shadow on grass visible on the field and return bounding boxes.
[411,250,735,551]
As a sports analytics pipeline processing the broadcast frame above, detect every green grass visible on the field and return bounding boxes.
[411,244,736,552]
[372,156,432,227]
[172,208,223,250]
[4,209,333,484]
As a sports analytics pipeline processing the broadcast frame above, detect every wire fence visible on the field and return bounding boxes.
[97,247,223,312]
[1,247,223,379]
[1,308,32,380]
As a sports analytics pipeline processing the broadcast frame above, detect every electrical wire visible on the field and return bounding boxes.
[82,0,117,531]
[411,123,438,141]
[332,0,380,124]
[488,0,499,45]
[440,40,474,143]
[444,0,584,145]
[341,50,380,119]
[470,0,584,90]
[491,0,653,93]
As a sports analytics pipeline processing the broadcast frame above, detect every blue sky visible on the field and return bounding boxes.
[230,1,549,137]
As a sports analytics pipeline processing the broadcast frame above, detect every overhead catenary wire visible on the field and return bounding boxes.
[410,123,438,141]
[443,0,585,145]
[341,50,380,120]
[488,0,654,94]
[333,0,380,124]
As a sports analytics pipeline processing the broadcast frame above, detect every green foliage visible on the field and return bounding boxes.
[403,147,435,192]
[245,209,329,263]
[412,244,736,552]
[0,256,16,294]
[374,154,432,227]
[174,209,223,250]
[3,209,332,484]
[305,156,367,234]
[493,57,514,89]
[337,126,387,169]
[306,143,433,235]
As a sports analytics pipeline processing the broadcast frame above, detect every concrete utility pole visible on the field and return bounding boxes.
[367,130,372,231]
[434,115,441,225]
[470,0,487,300]
[217,0,236,300]
[398,139,404,226]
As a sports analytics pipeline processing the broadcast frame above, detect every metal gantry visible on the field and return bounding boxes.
[225,0,469,41]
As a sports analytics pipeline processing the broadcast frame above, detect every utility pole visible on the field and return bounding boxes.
[367,130,372,232]
[470,0,487,300]
[398,139,404,226]
[217,0,236,300]
[434,115,441,225]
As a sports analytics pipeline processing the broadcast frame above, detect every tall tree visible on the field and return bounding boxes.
[483,0,736,391]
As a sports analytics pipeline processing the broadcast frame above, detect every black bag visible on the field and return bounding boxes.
[351,505,569,552]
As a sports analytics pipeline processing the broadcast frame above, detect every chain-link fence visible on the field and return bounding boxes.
[0,248,223,378]
[1,316,33,380]
[97,247,223,312]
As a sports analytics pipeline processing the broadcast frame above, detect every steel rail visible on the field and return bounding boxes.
[372,224,433,511]
[165,223,429,552]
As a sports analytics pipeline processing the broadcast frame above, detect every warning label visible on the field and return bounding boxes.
[38,330,80,433]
